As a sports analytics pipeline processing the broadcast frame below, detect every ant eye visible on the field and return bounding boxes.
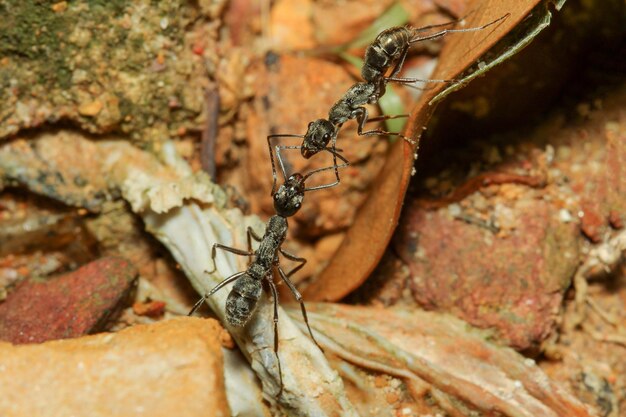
[295,203,301,208]
[323,133,330,140]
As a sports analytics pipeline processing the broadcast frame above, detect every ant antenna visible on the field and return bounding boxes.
[267,134,305,194]
[303,162,350,192]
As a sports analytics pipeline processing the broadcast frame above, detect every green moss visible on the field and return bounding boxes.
[0,1,77,90]
[129,35,145,52]
[117,96,134,118]
[1,0,207,143]
[86,0,128,17]
[107,25,130,47]
[0,2,64,59]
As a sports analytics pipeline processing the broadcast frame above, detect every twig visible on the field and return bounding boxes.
[200,86,220,180]
[418,171,546,210]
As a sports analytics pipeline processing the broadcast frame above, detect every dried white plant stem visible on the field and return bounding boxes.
[0,134,356,416]
[118,142,356,415]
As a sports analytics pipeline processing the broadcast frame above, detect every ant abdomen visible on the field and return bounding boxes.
[226,275,262,327]
[362,27,411,83]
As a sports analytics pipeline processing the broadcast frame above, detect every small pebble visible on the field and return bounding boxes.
[78,100,103,117]
[559,209,573,223]
[51,1,67,12]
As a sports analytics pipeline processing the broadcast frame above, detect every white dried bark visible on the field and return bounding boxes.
[113,141,357,416]
[0,134,356,416]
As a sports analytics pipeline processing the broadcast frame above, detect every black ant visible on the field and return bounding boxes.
[189,162,348,395]
[266,13,509,191]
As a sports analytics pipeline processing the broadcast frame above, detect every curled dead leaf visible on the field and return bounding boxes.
[305,0,561,302]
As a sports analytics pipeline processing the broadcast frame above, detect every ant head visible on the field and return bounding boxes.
[302,119,335,159]
[273,174,305,217]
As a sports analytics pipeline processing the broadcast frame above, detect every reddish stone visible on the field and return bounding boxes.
[606,121,626,227]
[562,104,626,242]
[0,257,137,344]
[394,199,580,350]
[579,203,605,243]
[609,210,624,229]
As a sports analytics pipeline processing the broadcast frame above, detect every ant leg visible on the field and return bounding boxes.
[246,227,262,263]
[267,278,283,396]
[410,28,451,43]
[388,46,409,79]
[277,266,321,350]
[327,125,343,186]
[409,13,509,44]
[354,107,416,145]
[303,157,350,192]
[267,134,304,195]
[275,143,347,192]
[386,76,456,84]
[388,21,464,83]
[247,227,263,243]
[365,114,409,124]
[188,271,246,316]
[207,243,254,274]
[278,248,306,277]
[411,19,464,34]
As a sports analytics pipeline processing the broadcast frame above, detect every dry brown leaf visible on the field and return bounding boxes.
[305,0,552,302]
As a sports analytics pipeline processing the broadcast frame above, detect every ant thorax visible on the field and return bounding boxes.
[266,215,288,239]
[254,216,288,265]
[247,262,266,281]
[329,82,377,125]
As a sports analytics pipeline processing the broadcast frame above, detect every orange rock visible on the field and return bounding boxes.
[51,1,67,12]
[374,375,387,388]
[219,328,235,349]
[385,392,400,405]
[0,318,229,417]
[270,0,315,51]
[78,100,103,117]
[132,300,166,317]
